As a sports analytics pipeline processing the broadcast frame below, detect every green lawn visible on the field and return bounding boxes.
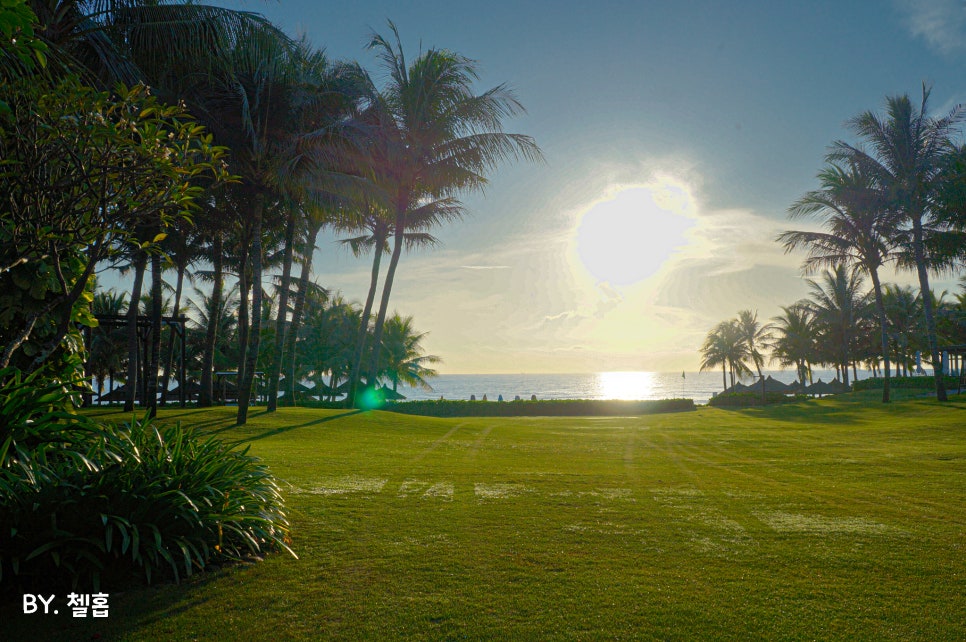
[4,396,966,640]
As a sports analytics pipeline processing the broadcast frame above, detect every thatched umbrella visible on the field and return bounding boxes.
[804,378,838,397]
[169,381,201,401]
[723,381,752,394]
[379,385,406,401]
[315,381,350,399]
[97,384,144,403]
[762,375,797,393]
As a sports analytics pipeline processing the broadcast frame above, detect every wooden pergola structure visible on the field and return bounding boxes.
[84,314,189,407]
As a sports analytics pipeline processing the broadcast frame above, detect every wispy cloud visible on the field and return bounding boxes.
[894,0,966,55]
[460,265,511,270]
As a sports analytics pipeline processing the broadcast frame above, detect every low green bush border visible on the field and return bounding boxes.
[382,398,695,417]
[852,375,960,391]
[707,392,807,408]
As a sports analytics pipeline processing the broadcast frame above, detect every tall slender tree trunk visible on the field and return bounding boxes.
[199,234,223,407]
[238,193,265,425]
[123,251,147,413]
[267,206,297,412]
[347,231,386,408]
[282,219,321,406]
[236,231,251,393]
[159,263,186,405]
[145,251,163,419]
[911,216,948,401]
[840,327,850,388]
[364,219,405,401]
[721,362,726,393]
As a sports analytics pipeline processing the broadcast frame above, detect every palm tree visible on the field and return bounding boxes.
[882,284,922,377]
[340,200,441,407]
[378,313,441,392]
[831,85,963,400]
[296,291,359,400]
[804,265,867,388]
[736,310,772,400]
[262,45,364,412]
[769,303,818,386]
[199,31,311,424]
[779,162,900,402]
[29,0,280,88]
[89,289,129,402]
[349,21,541,406]
[185,283,239,379]
[157,223,201,404]
[700,319,751,393]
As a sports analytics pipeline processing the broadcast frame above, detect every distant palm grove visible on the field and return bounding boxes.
[701,86,966,403]
[0,0,540,424]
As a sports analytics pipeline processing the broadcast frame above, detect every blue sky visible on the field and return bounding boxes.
[207,0,966,373]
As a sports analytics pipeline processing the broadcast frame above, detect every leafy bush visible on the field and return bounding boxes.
[852,375,959,392]
[384,398,695,417]
[0,369,293,595]
[707,392,806,408]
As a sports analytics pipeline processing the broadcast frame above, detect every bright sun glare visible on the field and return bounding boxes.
[596,371,655,400]
[574,179,695,286]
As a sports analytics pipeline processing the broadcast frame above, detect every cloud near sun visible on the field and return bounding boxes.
[522,176,806,370]
[376,172,808,373]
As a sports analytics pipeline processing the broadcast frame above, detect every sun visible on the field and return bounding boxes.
[573,179,695,286]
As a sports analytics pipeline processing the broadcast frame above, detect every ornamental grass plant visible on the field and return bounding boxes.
[0,368,292,595]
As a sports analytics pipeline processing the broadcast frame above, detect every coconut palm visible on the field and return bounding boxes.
[882,284,922,376]
[804,265,867,387]
[780,162,900,402]
[831,85,963,400]
[198,32,323,424]
[347,21,541,407]
[735,310,773,400]
[262,50,365,412]
[297,291,359,400]
[769,303,818,386]
[89,289,129,402]
[700,319,752,393]
[28,0,280,89]
[378,313,441,392]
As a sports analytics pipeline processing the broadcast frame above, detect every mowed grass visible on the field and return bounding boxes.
[5,396,966,640]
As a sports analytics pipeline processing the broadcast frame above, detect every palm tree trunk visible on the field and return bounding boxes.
[721,362,726,393]
[236,232,251,392]
[347,232,386,408]
[282,219,321,406]
[200,234,223,407]
[364,220,405,398]
[267,206,297,412]
[123,251,147,413]
[238,193,265,425]
[145,251,163,419]
[911,216,948,401]
[159,262,186,405]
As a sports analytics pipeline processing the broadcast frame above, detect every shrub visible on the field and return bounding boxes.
[384,398,695,417]
[851,375,959,392]
[0,369,293,595]
[707,392,806,408]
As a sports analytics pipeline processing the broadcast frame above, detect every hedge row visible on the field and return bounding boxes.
[383,398,695,417]
[707,392,808,408]
[852,375,961,391]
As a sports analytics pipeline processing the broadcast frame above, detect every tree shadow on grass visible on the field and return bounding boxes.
[226,409,363,444]
[716,400,864,425]
[0,560,263,642]
[721,393,966,425]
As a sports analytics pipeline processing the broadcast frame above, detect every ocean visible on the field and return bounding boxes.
[392,369,874,405]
